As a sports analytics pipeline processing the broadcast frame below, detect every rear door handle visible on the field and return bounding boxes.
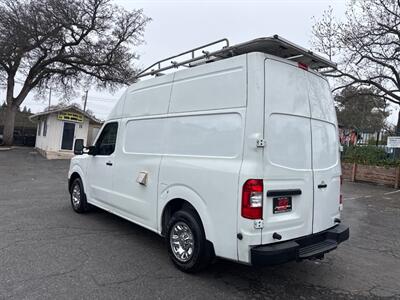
[267,189,302,197]
[106,161,113,166]
[318,183,327,189]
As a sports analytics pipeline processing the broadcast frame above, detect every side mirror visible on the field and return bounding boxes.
[87,145,97,156]
[74,139,84,155]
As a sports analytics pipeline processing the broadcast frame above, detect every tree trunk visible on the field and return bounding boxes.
[2,104,17,146]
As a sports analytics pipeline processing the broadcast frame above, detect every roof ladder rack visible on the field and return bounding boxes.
[136,38,230,78]
[136,35,336,79]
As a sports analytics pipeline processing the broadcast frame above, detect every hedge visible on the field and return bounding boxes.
[342,145,400,167]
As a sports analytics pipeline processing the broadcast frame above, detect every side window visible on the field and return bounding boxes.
[43,118,48,137]
[96,122,118,156]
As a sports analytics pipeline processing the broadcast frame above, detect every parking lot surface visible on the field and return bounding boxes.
[1,148,400,299]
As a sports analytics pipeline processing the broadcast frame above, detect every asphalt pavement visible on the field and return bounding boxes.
[1,148,400,299]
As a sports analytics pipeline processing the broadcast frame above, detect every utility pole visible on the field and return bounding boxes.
[48,88,52,109]
[83,90,88,112]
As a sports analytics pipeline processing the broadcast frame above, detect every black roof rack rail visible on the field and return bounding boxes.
[136,35,336,79]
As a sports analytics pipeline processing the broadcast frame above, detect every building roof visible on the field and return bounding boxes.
[29,105,103,125]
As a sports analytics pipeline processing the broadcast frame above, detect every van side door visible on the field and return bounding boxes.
[110,118,164,230]
[86,122,118,205]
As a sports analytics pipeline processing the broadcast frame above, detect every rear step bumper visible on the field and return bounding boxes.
[251,224,349,266]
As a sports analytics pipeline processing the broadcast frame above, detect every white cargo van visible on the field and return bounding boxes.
[68,36,349,272]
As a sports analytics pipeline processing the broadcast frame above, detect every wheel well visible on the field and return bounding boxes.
[161,199,201,236]
[69,172,81,192]
[161,198,216,258]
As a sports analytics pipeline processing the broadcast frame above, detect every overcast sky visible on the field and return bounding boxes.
[3,0,348,120]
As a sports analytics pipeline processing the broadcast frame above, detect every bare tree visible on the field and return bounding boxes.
[312,0,400,132]
[0,0,150,145]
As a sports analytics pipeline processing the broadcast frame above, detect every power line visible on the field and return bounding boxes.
[48,88,52,108]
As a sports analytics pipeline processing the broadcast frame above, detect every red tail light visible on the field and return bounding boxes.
[298,62,308,70]
[242,179,263,219]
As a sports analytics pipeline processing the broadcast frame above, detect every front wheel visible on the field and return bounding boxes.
[70,178,89,213]
[166,209,213,272]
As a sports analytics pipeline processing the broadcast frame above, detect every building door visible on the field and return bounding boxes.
[61,122,75,150]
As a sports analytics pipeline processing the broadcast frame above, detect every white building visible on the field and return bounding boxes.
[30,105,103,159]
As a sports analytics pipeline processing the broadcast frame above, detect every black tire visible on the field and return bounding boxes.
[69,177,89,213]
[166,209,213,273]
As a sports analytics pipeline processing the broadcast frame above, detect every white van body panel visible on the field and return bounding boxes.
[262,58,314,245]
[307,74,341,233]
[236,53,265,262]
[159,56,247,259]
[108,92,127,120]
[169,55,247,113]
[158,184,216,243]
[68,162,87,190]
[123,73,174,118]
[107,74,174,230]
[68,51,342,264]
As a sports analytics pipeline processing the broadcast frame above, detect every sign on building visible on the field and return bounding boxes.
[57,112,84,123]
[387,136,400,148]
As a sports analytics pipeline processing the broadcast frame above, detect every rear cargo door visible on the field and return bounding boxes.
[306,73,341,233]
[262,59,313,244]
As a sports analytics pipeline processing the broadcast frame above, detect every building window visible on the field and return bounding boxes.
[43,118,48,137]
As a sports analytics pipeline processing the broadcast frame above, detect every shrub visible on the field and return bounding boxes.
[342,145,400,167]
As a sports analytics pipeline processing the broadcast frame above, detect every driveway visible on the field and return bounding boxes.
[1,148,399,299]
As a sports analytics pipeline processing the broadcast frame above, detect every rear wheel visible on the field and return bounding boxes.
[70,178,89,213]
[166,209,213,272]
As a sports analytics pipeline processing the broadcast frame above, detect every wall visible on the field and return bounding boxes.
[342,162,400,188]
[341,163,353,180]
[34,116,50,150]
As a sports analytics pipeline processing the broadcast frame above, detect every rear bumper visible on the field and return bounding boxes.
[251,224,349,266]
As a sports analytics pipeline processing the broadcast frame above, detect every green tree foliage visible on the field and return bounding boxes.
[335,87,389,133]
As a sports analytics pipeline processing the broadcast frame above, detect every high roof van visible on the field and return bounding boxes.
[68,36,349,272]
